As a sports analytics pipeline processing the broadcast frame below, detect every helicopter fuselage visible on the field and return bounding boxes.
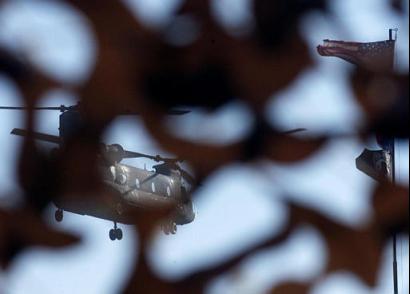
[54,162,195,226]
[2,103,195,237]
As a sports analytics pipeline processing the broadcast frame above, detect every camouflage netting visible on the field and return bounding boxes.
[0,0,408,293]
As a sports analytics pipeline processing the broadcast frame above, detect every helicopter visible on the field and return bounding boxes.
[1,103,307,240]
[1,103,195,240]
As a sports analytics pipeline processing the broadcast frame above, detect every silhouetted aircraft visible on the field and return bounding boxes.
[1,103,194,240]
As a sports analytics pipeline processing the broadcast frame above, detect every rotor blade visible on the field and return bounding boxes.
[166,109,191,115]
[0,105,75,111]
[11,128,62,144]
[123,148,196,184]
[123,151,159,161]
[0,106,58,110]
[123,150,180,163]
[1,104,188,114]
[118,107,190,116]
[281,128,307,135]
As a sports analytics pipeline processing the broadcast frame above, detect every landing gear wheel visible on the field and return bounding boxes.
[55,209,63,222]
[109,229,116,241]
[115,228,123,240]
[109,222,123,240]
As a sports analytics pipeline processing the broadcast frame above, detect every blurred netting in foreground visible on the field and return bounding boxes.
[0,0,408,293]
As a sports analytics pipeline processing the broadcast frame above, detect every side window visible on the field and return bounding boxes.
[135,178,140,189]
[151,182,156,193]
[118,173,127,185]
[110,166,116,181]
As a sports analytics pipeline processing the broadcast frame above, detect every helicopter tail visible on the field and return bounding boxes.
[11,128,62,145]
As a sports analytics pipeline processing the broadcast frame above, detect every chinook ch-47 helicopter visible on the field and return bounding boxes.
[0,103,195,240]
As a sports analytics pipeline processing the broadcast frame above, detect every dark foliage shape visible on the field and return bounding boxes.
[253,0,328,49]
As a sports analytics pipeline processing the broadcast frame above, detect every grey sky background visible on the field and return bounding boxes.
[0,0,408,293]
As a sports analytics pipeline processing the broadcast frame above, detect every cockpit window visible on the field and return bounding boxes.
[135,178,140,188]
[151,182,156,193]
[167,186,171,197]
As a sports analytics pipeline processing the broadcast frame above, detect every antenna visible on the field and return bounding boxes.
[389,27,399,294]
